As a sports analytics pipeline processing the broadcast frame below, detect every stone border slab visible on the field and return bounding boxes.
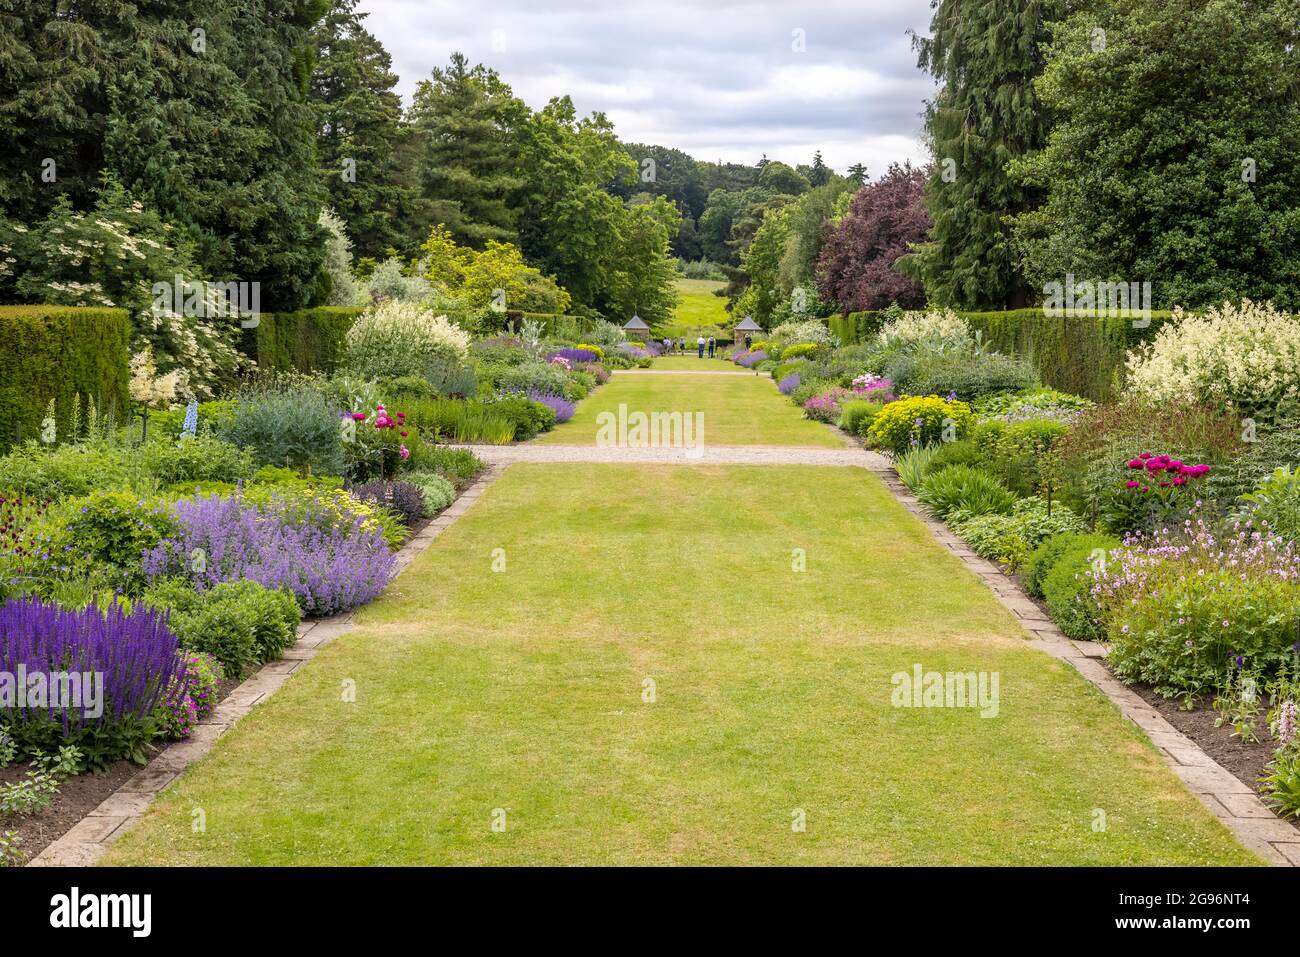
[28,465,505,867]
[862,459,1299,867]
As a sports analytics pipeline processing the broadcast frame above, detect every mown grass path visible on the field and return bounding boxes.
[102,371,1260,866]
[537,366,845,448]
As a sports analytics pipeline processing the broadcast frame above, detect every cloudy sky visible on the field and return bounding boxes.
[359,0,938,177]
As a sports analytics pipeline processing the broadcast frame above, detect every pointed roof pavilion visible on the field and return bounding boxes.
[734,315,763,332]
[623,313,650,334]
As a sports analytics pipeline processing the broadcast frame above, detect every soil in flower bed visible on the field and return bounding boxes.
[0,673,240,865]
[1130,682,1298,832]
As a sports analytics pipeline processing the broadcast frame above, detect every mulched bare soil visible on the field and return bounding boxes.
[1,674,240,865]
[1130,683,1286,801]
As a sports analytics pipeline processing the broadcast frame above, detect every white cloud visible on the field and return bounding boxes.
[357,0,937,175]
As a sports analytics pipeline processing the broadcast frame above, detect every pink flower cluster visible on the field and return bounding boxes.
[1093,518,1300,610]
[350,404,411,459]
[1123,452,1210,491]
[850,374,896,403]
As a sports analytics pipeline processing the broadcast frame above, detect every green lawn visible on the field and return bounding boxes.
[537,370,845,447]
[102,463,1258,865]
[656,277,729,339]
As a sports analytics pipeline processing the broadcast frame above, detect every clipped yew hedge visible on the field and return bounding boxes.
[244,306,365,375]
[0,305,130,451]
[959,309,1175,401]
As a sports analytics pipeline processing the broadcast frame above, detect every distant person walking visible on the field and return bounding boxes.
[697,335,706,358]
[707,336,715,357]
[744,333,753,350]
[678,337,685,354]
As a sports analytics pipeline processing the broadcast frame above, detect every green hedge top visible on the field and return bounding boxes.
[0,305,130,451]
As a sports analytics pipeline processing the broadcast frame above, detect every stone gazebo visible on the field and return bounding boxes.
[734,315,763,349]
[623,313,651,343]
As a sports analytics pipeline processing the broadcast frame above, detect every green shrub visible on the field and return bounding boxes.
[219,387,346,475]
[1042,538,1115,641]
[0,441,131,499]
[780,343,820,361]
[929,438,987,472]
[139,435,254,486]
[1239,467,1300,542]
[380,376,438,401]
[866,395,975,455]
[405,471,456,516]
[57,491,176,594]
[495,360,569,397]
[917,465,1017,520]
[1023,532,1118,600]
[949,499,1087,570]
[888,351,1038,402]
[0,306,130,453]
[979,418,1070,496]
[837,400,882,436]
[490,395,557,441]
[406,443,484,488]
[143,578,301,678]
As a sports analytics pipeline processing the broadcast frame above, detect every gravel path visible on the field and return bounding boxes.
[453,443,893,468]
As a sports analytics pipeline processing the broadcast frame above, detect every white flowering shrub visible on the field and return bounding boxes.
[769,318,836,350]
[344,301,471,380]
[10,184,244,398]
[877,309,973,352]
[1125,300,1300,414]
[128,346,181,407]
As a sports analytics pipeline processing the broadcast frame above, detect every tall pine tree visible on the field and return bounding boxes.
[311,0,412,260]
[906,0,1063,309]
[407,52,524,248]
[2,0,329,311]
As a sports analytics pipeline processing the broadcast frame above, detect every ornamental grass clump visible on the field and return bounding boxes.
[0,598,180,764]
[143,493,394,617]
[1095,519,1300,695]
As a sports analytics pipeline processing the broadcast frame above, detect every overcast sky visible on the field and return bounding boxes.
[359,0,938,178]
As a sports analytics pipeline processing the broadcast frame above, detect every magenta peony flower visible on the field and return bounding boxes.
[399,445,410,460]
